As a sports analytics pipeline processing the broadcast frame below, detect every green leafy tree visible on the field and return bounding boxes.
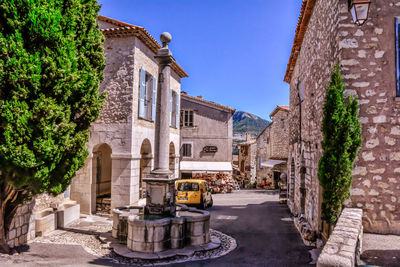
[0,0,105,252]
[318,65,362,224]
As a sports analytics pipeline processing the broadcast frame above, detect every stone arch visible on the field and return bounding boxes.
[140,139,152,198]
[92,143,112,214]
[169,142,176,173]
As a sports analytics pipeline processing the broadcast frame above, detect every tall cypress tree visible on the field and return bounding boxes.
[318,65,362,224]
[0,0,105,252]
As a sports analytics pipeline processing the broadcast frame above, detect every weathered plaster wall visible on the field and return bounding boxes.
[180,97,233,163]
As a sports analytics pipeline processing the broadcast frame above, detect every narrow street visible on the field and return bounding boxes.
[0,190,314,266]
[175,190,314,267]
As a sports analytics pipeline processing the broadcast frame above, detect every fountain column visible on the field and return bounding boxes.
[143,32,177,216]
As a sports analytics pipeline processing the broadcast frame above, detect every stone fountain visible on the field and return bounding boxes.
[111,33,215,257]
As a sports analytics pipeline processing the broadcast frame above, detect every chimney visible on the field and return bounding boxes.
[197,96,202,99]
[181,91,187,95]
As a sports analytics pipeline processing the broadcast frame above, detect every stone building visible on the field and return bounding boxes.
[256,106,289,188]
[284,0,400,237]
[237,133,257,185]
[70,16,188,214]
[179,93,235,182]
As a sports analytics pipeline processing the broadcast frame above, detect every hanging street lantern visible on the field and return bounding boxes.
[348,0,371,26]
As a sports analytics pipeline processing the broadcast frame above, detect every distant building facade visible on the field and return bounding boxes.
[237,133,257,185]
[179,93,235,179]
[256,106,289,188]
[284,0,400,237]
[70,16,188,214]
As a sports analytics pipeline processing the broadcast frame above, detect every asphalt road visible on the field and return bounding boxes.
[174,189,313,267]
[0,190,313,266]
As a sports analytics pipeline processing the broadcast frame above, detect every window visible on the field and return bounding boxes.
[267,137,270,144]
[259,156,263,169]
[170,90,179,128]
[182,143,192,157]
[396,17,400,97]
[281,119,285,128]
[180,110,194,127]
[260,136,263,148]
[177,182,199,191]
[138,67,157,121]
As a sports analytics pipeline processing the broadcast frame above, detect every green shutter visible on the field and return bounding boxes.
[151,75,157,121]
[139,67,146,118]
[175,94,179,128]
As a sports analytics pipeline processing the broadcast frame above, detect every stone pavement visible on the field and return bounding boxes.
[360,233,400,266]
[173,190,314,266]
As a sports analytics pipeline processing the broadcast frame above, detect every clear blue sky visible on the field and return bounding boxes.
[98,0,302,119]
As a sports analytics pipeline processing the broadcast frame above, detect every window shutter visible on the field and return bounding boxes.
[170,89,173,126]
[139,67,146,118]
[151,75,157,121]
[175,94,179,128]
[260,157,263,169]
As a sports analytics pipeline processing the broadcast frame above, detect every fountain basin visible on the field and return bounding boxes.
[113,205,210,253]
[57,201,80,228]
[35,208,57,237]
[112,206,143,242]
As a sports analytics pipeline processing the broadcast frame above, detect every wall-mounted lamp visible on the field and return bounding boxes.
[348,0,371,26]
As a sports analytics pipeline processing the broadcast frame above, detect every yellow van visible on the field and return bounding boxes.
[175,179,213,209]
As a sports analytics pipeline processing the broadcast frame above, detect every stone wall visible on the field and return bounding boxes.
[337,0,400,234]
[288,0,400,235]
[6,201,35,249]
[287,0,341,233]
[256,109,289,185]
[317,208,363,267]
[71,21,182,214]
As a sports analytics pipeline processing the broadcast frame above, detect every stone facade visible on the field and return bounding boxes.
[179,93,235,178]
[70,16,187,214]
[256,106,289,187]
[237,133,257,184]
[285,0,400,236]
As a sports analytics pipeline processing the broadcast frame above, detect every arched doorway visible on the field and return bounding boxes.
[169,142,176,174]
[140,139,152,198]
[92,143,112,214]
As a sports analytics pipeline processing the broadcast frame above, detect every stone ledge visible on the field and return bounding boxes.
[317,208,363,267]
[111,234,221,260]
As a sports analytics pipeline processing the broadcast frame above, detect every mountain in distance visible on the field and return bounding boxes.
[232,111,270,154]
[233,110,270,136]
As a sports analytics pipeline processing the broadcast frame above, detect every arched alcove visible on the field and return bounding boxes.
[140,139,152,198]
[92,143,112,214]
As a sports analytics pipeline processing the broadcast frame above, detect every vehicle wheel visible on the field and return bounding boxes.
[208,197,213,208]
[200,198,207,210]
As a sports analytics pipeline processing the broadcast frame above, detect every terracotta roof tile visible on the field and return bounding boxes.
[181,93,236,114]
[98,15,188,78]
[270,105,290,117]
[283,0,316,83]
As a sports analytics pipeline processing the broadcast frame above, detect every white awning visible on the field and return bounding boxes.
[180,161,232,172]
[261,160,286,168]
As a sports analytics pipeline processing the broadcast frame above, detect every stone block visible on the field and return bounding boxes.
[57,203,80,228]
[8,229,16,240]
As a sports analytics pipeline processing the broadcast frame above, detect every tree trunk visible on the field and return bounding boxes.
[0,180,21,254]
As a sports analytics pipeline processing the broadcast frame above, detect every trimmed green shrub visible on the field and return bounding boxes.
[0,0,105,251]
[318,65,362,224]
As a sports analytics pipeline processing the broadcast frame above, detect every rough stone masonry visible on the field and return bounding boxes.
[285,0,400,236]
